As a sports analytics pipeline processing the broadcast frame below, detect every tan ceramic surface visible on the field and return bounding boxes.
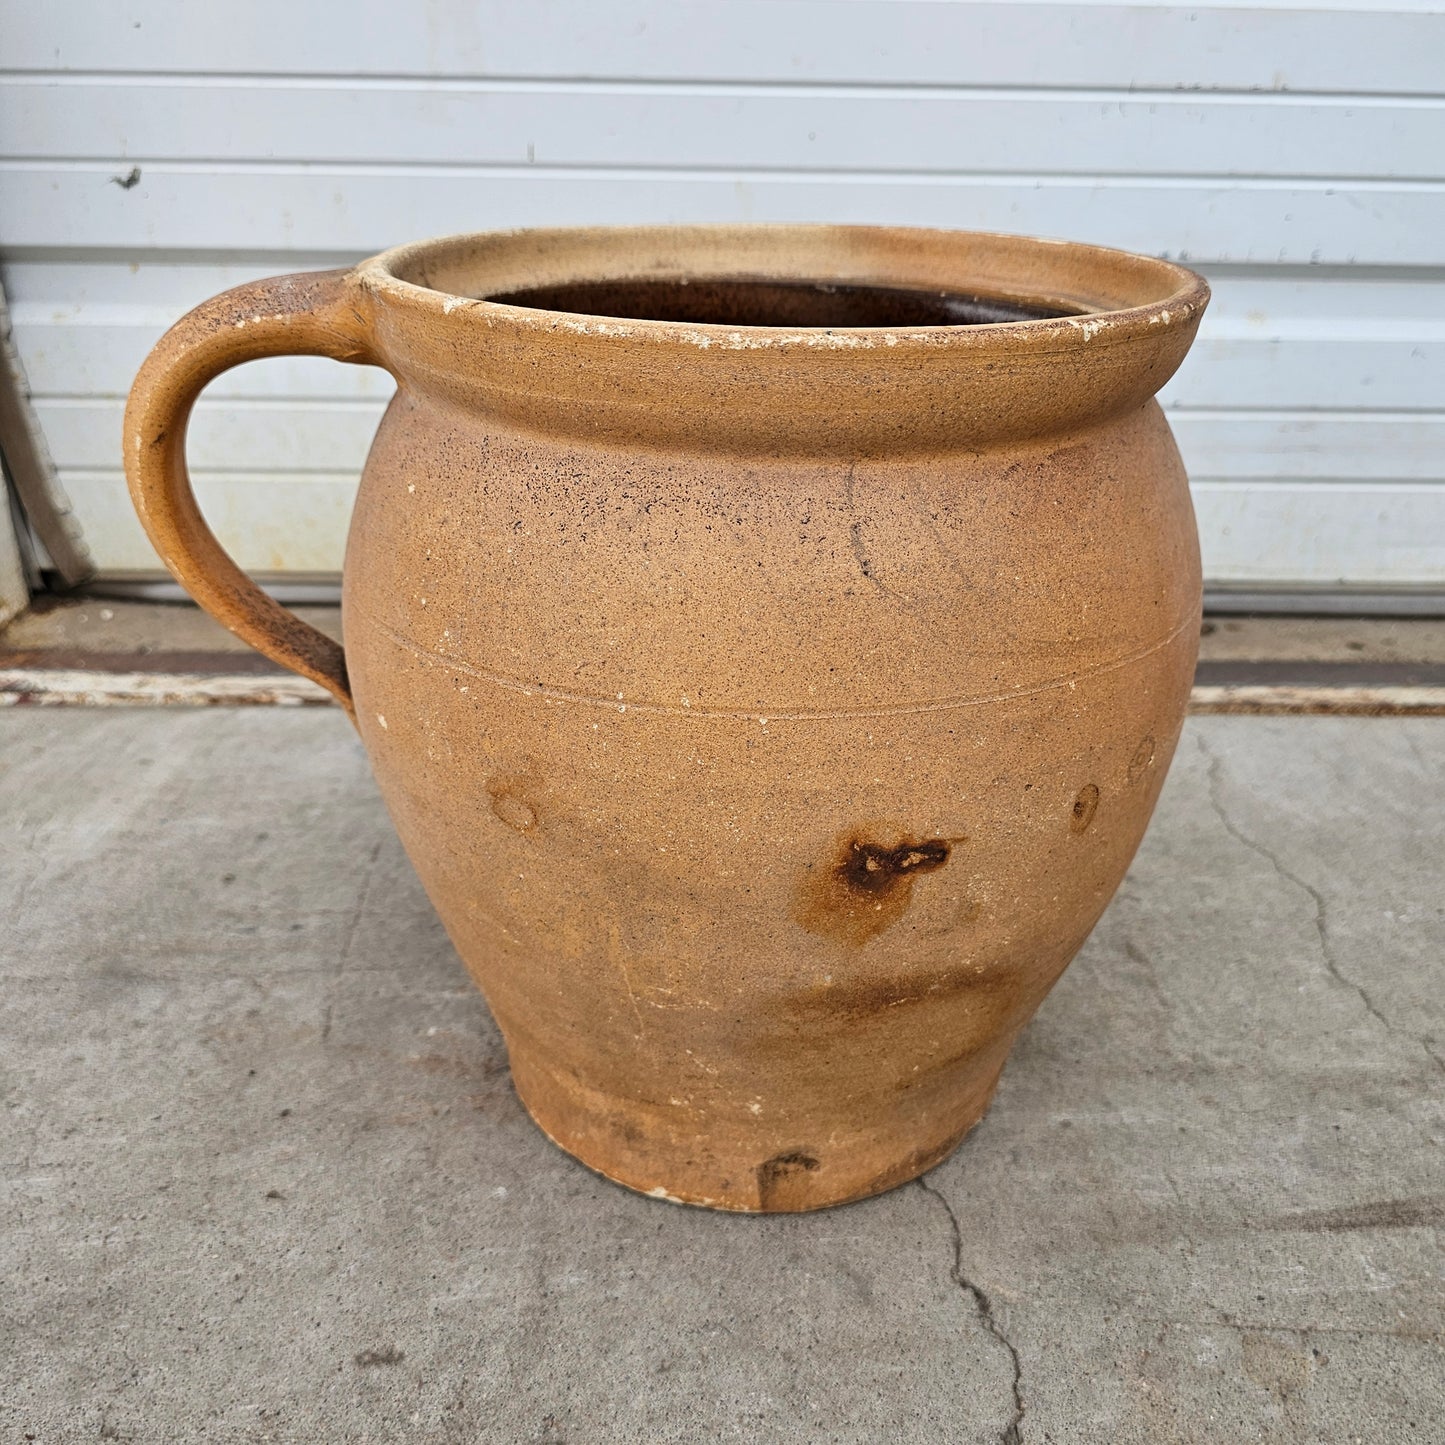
[124,225,1208,1211]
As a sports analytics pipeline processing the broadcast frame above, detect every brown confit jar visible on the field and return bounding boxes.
[125,226,1208,1211]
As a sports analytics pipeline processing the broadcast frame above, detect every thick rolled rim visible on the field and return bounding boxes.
[355,223,1209,355]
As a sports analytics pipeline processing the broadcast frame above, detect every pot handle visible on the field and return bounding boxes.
[123,269,380,719]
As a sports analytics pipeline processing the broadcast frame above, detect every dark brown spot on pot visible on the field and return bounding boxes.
[794,831,958,946]
[1070,783,1100,833]
[757,1150,821,1211]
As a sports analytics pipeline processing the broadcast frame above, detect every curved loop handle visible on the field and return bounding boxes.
[123,269,379,718]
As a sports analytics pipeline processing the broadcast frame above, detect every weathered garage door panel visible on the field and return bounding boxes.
[3,167,1439,267]
[6,1,1440,93]
[1,1,1441,586]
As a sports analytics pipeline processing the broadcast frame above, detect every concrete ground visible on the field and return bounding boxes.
[1,708,1441,1443]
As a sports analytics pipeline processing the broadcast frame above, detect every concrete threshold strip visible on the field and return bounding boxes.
[4,665,1445,716]
[0,667,331,707]
[1189,684,1445,716]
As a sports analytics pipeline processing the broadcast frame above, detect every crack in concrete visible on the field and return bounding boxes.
[1197,731,1444,1074]
[917,1176,1025,1444]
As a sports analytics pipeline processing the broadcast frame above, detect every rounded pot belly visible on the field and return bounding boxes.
[342,392,1200,1210]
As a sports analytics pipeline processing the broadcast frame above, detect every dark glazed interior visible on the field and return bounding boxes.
[487,276,1085,328]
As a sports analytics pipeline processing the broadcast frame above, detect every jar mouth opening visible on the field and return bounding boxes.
[361,224,1207,348]
[351,225,1208,454]
[481,275,1090,330]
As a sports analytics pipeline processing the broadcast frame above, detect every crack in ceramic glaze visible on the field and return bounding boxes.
[369,612,1196,724]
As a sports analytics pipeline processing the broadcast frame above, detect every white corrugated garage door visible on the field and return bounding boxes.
[2,0,1441,589]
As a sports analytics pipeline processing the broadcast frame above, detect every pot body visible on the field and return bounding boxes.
[127,226,1207,1211]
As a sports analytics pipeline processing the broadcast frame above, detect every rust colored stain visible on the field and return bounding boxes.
[795,833,958,947]
[756,1151,821,1211]
[1070,783,1101,834]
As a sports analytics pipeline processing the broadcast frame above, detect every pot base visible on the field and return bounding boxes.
[507,1043,1011,1213]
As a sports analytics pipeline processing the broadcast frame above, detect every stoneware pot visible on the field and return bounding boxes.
[125,225,1208,1212]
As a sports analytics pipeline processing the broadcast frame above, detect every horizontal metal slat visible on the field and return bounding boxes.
[4,1,1440,95]
[4,78,1440,180]
[2,165,1441,266]
[60,471,359,575]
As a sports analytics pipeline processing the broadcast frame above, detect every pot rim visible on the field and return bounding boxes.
[355,223,1209,356]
